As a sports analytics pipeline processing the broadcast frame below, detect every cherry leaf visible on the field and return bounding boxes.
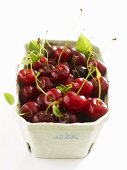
[76,33,93,55]
[26,40,41,52]
[4,93,15,105]
[52,104,63,118]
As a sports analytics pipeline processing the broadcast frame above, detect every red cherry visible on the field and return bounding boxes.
[32,56,48,71]
[55,46,71,62]
[51,64,70,83]
[63,91,88,113]
[63,74,74,85]
[89,59,107,76]
[19,85,39,104]
[39,64,55,77]
[18,69,35,86]
[59,113,77,123]
[69,48,86,66]
[44,88,62,106]
[90,76,109,98]
[36,94,47,110]
[38,76,53,92]
[45,45,57,59]
[20,102,41,122]
[33,111,54,123]
[48,58,57,66]
[85,98,108,121]
[73,78,93,97]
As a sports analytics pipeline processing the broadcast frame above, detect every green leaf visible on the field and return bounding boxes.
[4,93,15,105]
[26,40,40,52]
[56,84,72,94]
[26,40,45,56]
[22,56,30,65]
[29,52,40,63]
[52,104,63,118]
[76,33,93,55]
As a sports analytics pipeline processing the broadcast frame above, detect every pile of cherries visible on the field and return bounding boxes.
[17,42,109,123]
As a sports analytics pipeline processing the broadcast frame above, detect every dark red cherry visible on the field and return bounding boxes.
[20,102,41,122]
[18,69,35,86]
[85,98,108,121]
[72,78,93,97]
[59,113,77,123]
[39,64,55,77]
[48,58,57,66]
[45,45,57,59]
[63,74,74,85]
[32,56,48,71]
[51,64,70,83]
[33,111,54,123]
[55,46,71,62]
[36,94,47,110]
[90,76,109,98]
[72,65,88,78]
[38,76,53,92]
[69,48,86,66]
[19,85,39,104]
[63,91,88,113]
[44,88,62,106]
[89,59,107,76]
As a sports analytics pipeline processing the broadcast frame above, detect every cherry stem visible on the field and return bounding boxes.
[57,41,68,67]
[35,72,49,97]
[96,68,101,99]
[73,57,81,78]
[45,101,59,114]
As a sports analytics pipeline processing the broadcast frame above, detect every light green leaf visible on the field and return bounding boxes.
[26,40,40,52]
[22,56,30,65]
[76,33,93,55]
[4,93,15,105]
[52,104,63,118]
[29,52,40,63]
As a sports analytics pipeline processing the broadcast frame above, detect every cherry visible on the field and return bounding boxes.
[44,88,62,106]
[69,48,86,66]
[85,98,108,121]
[32,56,48,71]
[32,111,54,123]
[55,46,71,62]
[59,113,77,123]
[51,64,70,83]
[38,76,53,92]
[45,45,57,59]
[18,69,35,86]
[20,101,41,122]
[39,64,55,77]
[63,74,74,85]
[48,58,57,66]
[89,59,107,76]
[63,91,88,113]
[73,78,93,97]
[36,94,47,110]
[19,85,39,104]
[90,76,109,98]
[72,65,88,78]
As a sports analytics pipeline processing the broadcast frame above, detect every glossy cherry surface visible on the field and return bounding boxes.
[18,69,35,85]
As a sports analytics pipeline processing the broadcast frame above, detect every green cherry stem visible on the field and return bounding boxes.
[57,41,68,67]
[35,72,49,97]
[45,101,60,114]
[96,67,102,99]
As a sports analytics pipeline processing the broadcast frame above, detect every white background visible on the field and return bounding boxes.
[0,0,127,169]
